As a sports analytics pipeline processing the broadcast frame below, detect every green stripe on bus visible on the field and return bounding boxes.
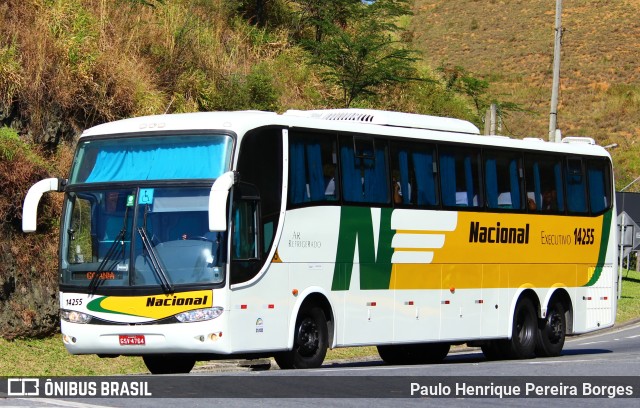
[331,207,394,291]
[584,209,613,287]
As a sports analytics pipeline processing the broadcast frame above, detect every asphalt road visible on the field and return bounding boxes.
[3,321,640,408]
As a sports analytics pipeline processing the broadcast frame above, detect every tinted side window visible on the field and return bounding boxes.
[587,159,612,214]
[390,142,439,207]
[339,135,389,204]
[439,146,482,208]
[566,158,587,214]
[288,132,338,205]
[524,154,565,213]
[484,150,524,210]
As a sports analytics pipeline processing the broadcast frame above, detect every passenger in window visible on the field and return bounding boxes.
[542,189,557,211]
[392,170,402,204]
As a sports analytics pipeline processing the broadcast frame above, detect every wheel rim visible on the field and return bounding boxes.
[296,317,319,356]
[546,310,564,344]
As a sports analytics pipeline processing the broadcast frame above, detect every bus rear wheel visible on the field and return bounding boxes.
[377,343,450,365]
[501,297,537,359]
[143,354,196,374]
[275,306,328,369]
[481,341,506,361]
[535,300,566,357]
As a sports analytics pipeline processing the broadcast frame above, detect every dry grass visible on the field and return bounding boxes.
[411,0,640,190]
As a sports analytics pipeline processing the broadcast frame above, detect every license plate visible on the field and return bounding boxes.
[119,335,146,346]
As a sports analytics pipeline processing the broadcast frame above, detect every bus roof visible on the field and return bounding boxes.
[79,109,611,159]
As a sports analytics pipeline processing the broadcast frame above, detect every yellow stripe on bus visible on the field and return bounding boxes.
[390,263,595,289]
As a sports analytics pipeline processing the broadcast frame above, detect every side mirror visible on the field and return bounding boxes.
[208,171,237,232]
[23,178,66,233]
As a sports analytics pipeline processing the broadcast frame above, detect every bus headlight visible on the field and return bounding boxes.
[60,309,92,324]
[175,307,224,323]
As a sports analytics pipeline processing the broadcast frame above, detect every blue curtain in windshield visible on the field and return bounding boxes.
[85,141,228,182]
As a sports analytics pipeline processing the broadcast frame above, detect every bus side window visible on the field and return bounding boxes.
[566,158,587,213]
[288,132,338,205]
[524,155,565,213]
[484,150,523,210]
[340,136,389,204]
[440,147,482,208]
[391,142,438,207]
[587,159,611,214]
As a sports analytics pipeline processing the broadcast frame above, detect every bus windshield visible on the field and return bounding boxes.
[61,186,226,289]
[69,134,233,184]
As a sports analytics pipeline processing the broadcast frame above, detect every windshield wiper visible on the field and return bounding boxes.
[89,207,129,294]
[137,226,173,293]
[88,230,126,294]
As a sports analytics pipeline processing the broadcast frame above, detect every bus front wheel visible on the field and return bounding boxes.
[142,354,196,374]
[275,306,328,369]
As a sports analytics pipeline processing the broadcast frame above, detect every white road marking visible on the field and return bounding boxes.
[15,398,113,408]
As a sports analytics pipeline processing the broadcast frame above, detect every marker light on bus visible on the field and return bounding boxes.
[60,309,92,324]
[175,307,224,323]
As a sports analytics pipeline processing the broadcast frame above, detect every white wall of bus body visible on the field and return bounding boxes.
[391,288,441,344]
[225,262,291,353]
[222,129,291,353]
[572,265,616,334]
[438,286,501,342]
[337,277,396,347]
[59,317,230,355]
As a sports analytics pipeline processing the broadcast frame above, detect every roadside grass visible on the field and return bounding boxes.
[617,268,640,323]
[2,269,639,376]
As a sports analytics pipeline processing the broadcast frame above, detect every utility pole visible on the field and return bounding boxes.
[549,0,563,142]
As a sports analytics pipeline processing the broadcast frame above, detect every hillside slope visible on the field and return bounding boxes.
[412,0,640,188]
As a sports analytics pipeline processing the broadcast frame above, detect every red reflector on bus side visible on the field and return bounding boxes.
[367,302,377,307]
[475,300,484,304]
[441,300,450,305]
[240,305,247,309]
[268,304,274,309]
[405,301,414,306]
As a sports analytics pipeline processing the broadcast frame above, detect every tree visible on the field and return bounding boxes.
[308,0,420,107]
[438,64,523,126]
[289,0,360,43]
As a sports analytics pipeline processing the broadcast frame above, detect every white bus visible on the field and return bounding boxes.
[23,109,617,373]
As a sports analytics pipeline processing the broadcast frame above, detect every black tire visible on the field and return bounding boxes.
[481,341,505,361]
[143,354,196,374]
[502,297,537,359]
[274,306,328,369]
[535,300,566,357]
[377,343,450,365]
